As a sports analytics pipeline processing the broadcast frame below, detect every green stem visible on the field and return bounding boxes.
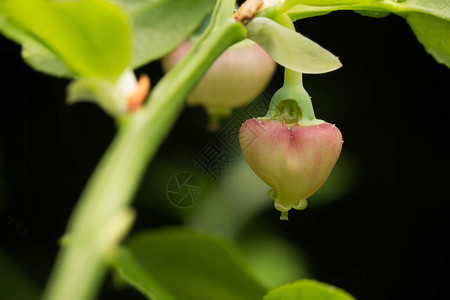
[284,67,303,88]
[263,14,318,123]
[42,1,245,300]
[283,68,316,121]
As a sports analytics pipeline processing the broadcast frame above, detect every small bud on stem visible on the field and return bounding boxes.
[234,0,264,24]
[127,74,151,112]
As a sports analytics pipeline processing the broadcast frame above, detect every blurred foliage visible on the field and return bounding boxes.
[0,0,131,80]
[263,279,355,300]
[286,0,450,68]
[111,0,215,68]
[406,12,450,68]
[115,227,268,300]
[113,248,177,300]
[185,157,271,238]
[0,249,40,300]
[309,150,359,208]
[237,232,311,289]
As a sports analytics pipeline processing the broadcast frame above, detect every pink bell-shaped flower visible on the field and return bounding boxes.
[239,118,343,220]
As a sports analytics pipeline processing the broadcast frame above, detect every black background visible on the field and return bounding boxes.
[1,9,449,300]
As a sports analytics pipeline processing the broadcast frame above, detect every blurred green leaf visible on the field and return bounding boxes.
[406,12,450,68]
[116,228,268,300]
[393,0,450,19]
[355,10,390,18]
[286,0,450,20]
[0,0,131,80]
[238,234,310,289]
[309,151,358,208]
[285,0,450,68]
[263,279,356,300]
[0,250,40,300]
[185,157,270,238]
[114,248,177,300]
[247,17,342,74]
[111,0,215,68]
[0,15,72,78]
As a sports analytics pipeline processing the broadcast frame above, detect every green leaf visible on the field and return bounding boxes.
[0,16,72,78]
[0,0,131,80]
[355,10,390,18]
[246,17,342,74]
[185,157,271,238]
[402,0,450,20]
[310,151,359,207]
[406,12,450,68]
[114,248,177,300]
[283,1,450,68]
[0,250,40,300]
[285,1,388,21]
[239,234,310,289]
[263,279,356,300]
[286,0,450,21]
[115,228,268,300]
[111,0,215,68]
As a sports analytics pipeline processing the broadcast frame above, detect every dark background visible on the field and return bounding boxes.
[1,9,449,300]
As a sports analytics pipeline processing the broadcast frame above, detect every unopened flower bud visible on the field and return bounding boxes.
[239,118,343,220]
[162,39,276,129]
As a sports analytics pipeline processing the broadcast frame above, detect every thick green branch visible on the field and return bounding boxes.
[42,2,246,300]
